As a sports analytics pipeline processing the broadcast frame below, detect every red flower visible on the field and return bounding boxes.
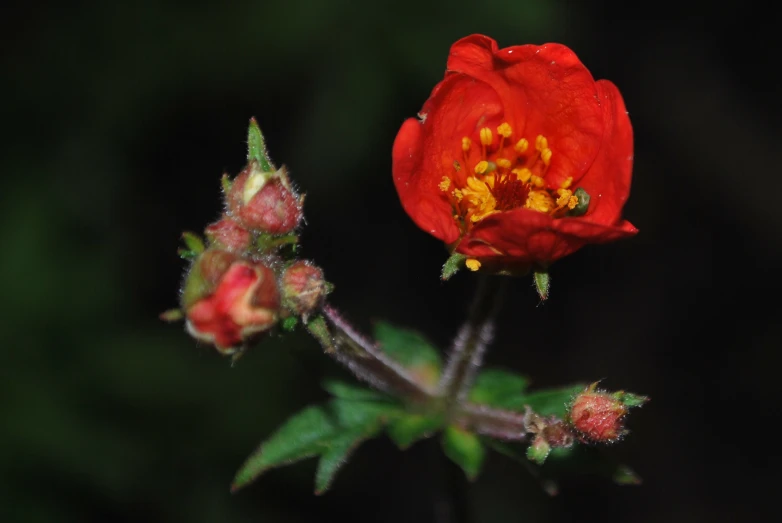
[186,260,280,354]
[392,35,637,273]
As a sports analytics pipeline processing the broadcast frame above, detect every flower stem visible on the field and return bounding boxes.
[437,275,506,407]
[307,305,434,402]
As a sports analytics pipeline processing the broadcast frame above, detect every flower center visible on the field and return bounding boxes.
[439,122,581,231]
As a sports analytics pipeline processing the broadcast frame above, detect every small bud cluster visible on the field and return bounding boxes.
[567,383,649,444]
[523,407,575,464]
[163,120,330,359]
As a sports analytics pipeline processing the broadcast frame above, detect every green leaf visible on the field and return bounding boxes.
[315,428,377,495]
[231,405,336,491]
[373,321,442,373]
[534,271,550,301]
[181,231,205,255]
[387,413,443,449]
[330,398,401,430]
[468,368,529,408]
[613,391,650,408]
[323,380,393,402]
[442,426,485,480]
[505,384,585,416]
[442,252,467,280]
[247,117,274,172]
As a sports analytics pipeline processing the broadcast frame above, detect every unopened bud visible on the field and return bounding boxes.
[228,164,302,234]
[185,260,280,355]
[181,249,239,309]
[205,217,251,252]
[281,261,327,319]
[568,383,647,443]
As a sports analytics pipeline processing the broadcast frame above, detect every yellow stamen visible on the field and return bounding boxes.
[541,148,552,166]
[462,176,497,222]
[453,189,463,201]
[560,177,573,189]
[525,190,555,213]
[530,175,545,188]
[479,127,493,146]
[556,188,573,207]
[439,176,451,192]
[462,137,471,151]
[535,135,548,152]
[568,195,578,209]
[514,138,529,154]
[474,161,489,174]
[513,167,532,183]
[465,259,482,271]
[496,158,512,169]
[497,122,513,138]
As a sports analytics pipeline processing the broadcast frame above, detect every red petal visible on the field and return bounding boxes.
[392,74,503,244]
[578,80,635,226]
[446,35,604,188]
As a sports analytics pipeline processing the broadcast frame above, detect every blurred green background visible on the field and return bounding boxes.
[2,1,778,522]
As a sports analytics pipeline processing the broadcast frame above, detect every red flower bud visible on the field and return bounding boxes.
[281,261,326,318]
[568,388,628,443]
[185,260,280,355]
[228,164,302,235]
[181,249,240,310]
[205,217,252,252]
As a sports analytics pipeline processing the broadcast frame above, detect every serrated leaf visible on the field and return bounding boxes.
[442,426,485,480]
[315,428,378,495]
[387,413,443,449]
[330,398,401,430]
[323,380,394,402]
[442,252,467,280]
[373,321,442,374]
[231,406,336,491]
[503,384,585,416]
[468,368,530,408]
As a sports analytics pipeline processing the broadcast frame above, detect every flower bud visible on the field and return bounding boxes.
[281,261,326,319]
[228,163,302,234]
[205,216,252,252]
[185,260,280,355]
[568,385,630,443]
[181,249,239,310]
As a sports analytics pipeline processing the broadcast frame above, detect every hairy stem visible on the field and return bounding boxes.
[307,305,434,402]
[437,275,506,406]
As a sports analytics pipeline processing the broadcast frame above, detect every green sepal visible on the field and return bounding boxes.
[281,316,298,332]
[567,187,590,216]
[159,308,183,322]
[533,271,549,301]
[442,426,486,480]
[181,231,206,255]
[613,391,650,408]
[526,436,551,465]
[442,252,467,281]
[247,117,274,172]
[387,413,444,450]
[221,173,232,194]
[468,367,529,408]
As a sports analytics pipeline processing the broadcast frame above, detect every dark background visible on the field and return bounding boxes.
[2,1,779,522]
